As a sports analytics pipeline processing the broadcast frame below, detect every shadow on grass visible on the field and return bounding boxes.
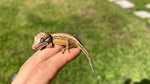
[124,78,150,84]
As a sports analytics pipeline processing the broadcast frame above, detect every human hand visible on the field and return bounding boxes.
[11,45,81,84]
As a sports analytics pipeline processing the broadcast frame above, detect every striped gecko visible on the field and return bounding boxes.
[32,32,95,74]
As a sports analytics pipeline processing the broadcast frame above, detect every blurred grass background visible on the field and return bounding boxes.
[0,0,150,84]
[129,0,150,12]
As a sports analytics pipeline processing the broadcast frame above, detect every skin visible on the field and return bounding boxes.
[11,45,81,84]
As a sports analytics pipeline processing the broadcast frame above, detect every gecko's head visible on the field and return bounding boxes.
[32,32,52,50]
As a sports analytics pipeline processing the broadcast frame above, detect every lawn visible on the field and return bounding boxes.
[129,0,150,12]
[0,0,150,84]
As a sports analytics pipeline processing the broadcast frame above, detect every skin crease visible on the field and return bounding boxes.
[11,45,81,84]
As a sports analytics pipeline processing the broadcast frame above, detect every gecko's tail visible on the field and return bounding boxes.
[77,44,95,74]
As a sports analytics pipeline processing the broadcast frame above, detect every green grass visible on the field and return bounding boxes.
[129,0,150,12]
[0,0,150,84]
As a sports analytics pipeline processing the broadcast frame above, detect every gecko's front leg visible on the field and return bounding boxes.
[46,43,53,48]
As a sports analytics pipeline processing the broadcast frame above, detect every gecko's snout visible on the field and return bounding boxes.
[32,46,37,50]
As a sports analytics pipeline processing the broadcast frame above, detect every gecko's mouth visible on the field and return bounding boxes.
[32,42,48,50]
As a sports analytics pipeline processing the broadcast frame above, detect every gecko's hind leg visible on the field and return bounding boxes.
[61,39,70,54]
[61,47,70,54]
[66,39,70,53]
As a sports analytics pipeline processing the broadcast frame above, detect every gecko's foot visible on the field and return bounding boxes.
[61,48,66,54]
[61,47,70,54]
[47,43,53,48]
[67,48,70,53]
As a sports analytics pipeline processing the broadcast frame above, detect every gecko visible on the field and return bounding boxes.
[32,32,95,74]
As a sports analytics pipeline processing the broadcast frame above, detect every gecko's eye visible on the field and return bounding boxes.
[40,38,45,42]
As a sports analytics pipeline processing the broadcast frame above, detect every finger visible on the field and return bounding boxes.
[22,45,63,70]
[25,48,81,84]
[33,45,63,62]
[12,45,63,84]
